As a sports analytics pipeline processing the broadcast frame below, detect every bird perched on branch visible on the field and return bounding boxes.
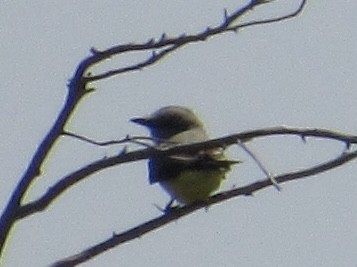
[131,106,239,207]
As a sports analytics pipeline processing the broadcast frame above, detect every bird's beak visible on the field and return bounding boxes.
[130,117,151,127]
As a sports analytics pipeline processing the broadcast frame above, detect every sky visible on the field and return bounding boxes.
[1,1,356,266]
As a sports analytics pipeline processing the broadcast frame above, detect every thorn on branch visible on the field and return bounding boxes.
[345,141,351,150]
[223,8,229,23]
[151,50,157,58]
[301,134,307,143]
[118,146,128,156]
[90,47,102,55]
[146,38,155,45]
[160,33,167,42]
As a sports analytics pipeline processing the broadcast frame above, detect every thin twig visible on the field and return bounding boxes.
[17,126,357,219]
[82,0,306,83]
[237,142,281,191]
[62,131,154,147]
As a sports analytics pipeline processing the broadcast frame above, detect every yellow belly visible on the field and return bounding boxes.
[160,169,228,205]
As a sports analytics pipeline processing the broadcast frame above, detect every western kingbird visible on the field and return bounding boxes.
[131,106,238,206]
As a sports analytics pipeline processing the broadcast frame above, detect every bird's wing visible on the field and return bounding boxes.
[148,149,240,184]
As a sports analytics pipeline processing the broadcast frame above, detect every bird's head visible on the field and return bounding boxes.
[131,106,204,141]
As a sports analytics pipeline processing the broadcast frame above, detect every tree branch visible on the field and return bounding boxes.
[81,0,306,82]
[0,83,88,252]
[52,147,357,266]
[0,0,308,260]
[17,127,356,219]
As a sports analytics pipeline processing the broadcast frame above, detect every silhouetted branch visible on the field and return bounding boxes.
[0,84,88,252]
[80,0,306,83]
[62,131,154,146]
[52,147,357,266]
[0,0,309,261]
[17,126,357,219]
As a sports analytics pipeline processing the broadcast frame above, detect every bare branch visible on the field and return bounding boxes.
[52,148,357,266]
[1,2,306,253]
[17,127,356,219]
[0,86,87,252]
[232,0,306,29]
[81,0,306,83]
[0,0,312,261]
[61,131,155,147]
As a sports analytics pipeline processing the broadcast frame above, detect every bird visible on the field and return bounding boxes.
[131,106,239,207]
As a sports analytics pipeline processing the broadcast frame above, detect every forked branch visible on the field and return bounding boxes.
[52,141,356,266]
[0,0,308,262]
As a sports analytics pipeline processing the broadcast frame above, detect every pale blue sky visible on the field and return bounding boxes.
[1,1,356,266]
